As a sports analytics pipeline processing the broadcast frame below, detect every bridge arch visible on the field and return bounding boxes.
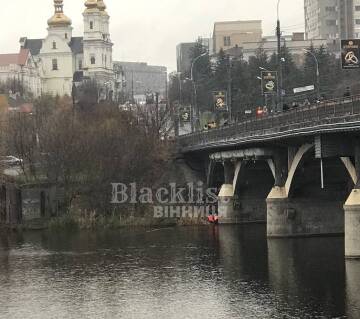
[233,159,275,223]
[340,157,357,185]
[285,144,314,197]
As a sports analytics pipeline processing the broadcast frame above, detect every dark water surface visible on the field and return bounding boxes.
[0,225,359,319]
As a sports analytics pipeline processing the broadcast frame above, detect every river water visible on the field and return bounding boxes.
[0,225,359,319]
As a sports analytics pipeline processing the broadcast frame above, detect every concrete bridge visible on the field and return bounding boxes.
[177,95,360,259]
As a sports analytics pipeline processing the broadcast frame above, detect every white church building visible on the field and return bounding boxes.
[0,0,118,98]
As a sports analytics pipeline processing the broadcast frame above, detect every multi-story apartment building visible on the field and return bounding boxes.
[305,0,360,41]
[114,61,167,97]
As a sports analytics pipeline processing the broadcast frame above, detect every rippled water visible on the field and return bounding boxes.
[0,225,359,319]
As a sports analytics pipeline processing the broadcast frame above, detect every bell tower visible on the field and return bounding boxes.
[82,0,114,100]
[82,0,113,79]
[47,0,72,43]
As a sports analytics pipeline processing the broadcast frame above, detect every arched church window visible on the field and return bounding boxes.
[52,59,58,71]
[90,21,94,30]
[65,33,68,39]
[91,56,96,65]
[52,41,57,49]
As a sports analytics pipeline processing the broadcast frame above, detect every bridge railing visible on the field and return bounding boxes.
[179,94,360,150]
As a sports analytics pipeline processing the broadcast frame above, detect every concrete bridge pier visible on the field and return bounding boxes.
[218,160,241,224]
[266,148,291,237]
[344,145,360,259]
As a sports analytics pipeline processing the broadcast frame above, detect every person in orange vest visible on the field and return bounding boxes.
[207,214,214,223]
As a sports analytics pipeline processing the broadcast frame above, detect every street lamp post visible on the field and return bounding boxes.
[190,52,207,132]
[276,0,283,112]
[176,72,182,106]
[227,56,233,123]
[303,49,320,100]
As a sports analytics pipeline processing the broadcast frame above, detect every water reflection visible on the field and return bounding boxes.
[268,237,346,318]
[346,260,360,319]
[0,226,358,318]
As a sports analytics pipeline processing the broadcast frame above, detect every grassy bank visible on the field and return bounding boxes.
[47,210,180,231]
[46,207,208,231]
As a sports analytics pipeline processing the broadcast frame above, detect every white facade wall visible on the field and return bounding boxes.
[39,33,74,96]
[83,7,114,93]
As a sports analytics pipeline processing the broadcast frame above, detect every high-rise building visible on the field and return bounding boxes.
[176,38,212,75]
[176,43,195,75]
[304,0,360,41]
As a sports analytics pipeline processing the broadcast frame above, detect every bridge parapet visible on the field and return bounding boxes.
[179,95,360,153]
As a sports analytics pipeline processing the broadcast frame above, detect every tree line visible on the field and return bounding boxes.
[169,38,360,119]
[0,84,172,219]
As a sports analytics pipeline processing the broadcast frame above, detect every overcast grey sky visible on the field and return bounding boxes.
[1,0,304,71]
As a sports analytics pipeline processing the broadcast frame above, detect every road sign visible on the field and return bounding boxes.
[261,71,278,95]
[213,91,228,111]
[179,106,191,123]
[293,85,315,94]
[341,39,360,69]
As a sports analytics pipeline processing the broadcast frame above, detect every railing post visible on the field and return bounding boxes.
[317,105,319,121]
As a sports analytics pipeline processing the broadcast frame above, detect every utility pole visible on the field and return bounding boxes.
[190,52,207,132]
[131,70,134,104]
[227,56,232,122]
[155,92,160,138]
[277,0,283,112]
[303,49,320,100]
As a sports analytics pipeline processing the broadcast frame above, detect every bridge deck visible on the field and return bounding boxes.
[178,95,360,152]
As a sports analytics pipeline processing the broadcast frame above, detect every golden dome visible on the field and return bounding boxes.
[48,0,72,27]
[48,14,72,27]
[85,0,97,8]
[97,0,108,15]
[84,0,99,13]
[97,0,106,10]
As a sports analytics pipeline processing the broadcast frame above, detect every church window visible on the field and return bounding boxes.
[79,60,83,70]
[91,56,96,65]
[105,55,107,66]
[65,33,68,39]
[52,59,58,70]
[90,21,94,29]
[52,41,57,49]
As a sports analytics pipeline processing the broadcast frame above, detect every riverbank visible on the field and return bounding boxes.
[46,209,207,231]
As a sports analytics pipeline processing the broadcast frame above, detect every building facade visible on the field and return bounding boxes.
[176,38,211,75]
[114,61,167,99]
[0,49,41,96]
[305,0,360,41]
[213,20,262,54]
[231,33,328,66]
[176,42,196,75]
[0,0,117,98]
